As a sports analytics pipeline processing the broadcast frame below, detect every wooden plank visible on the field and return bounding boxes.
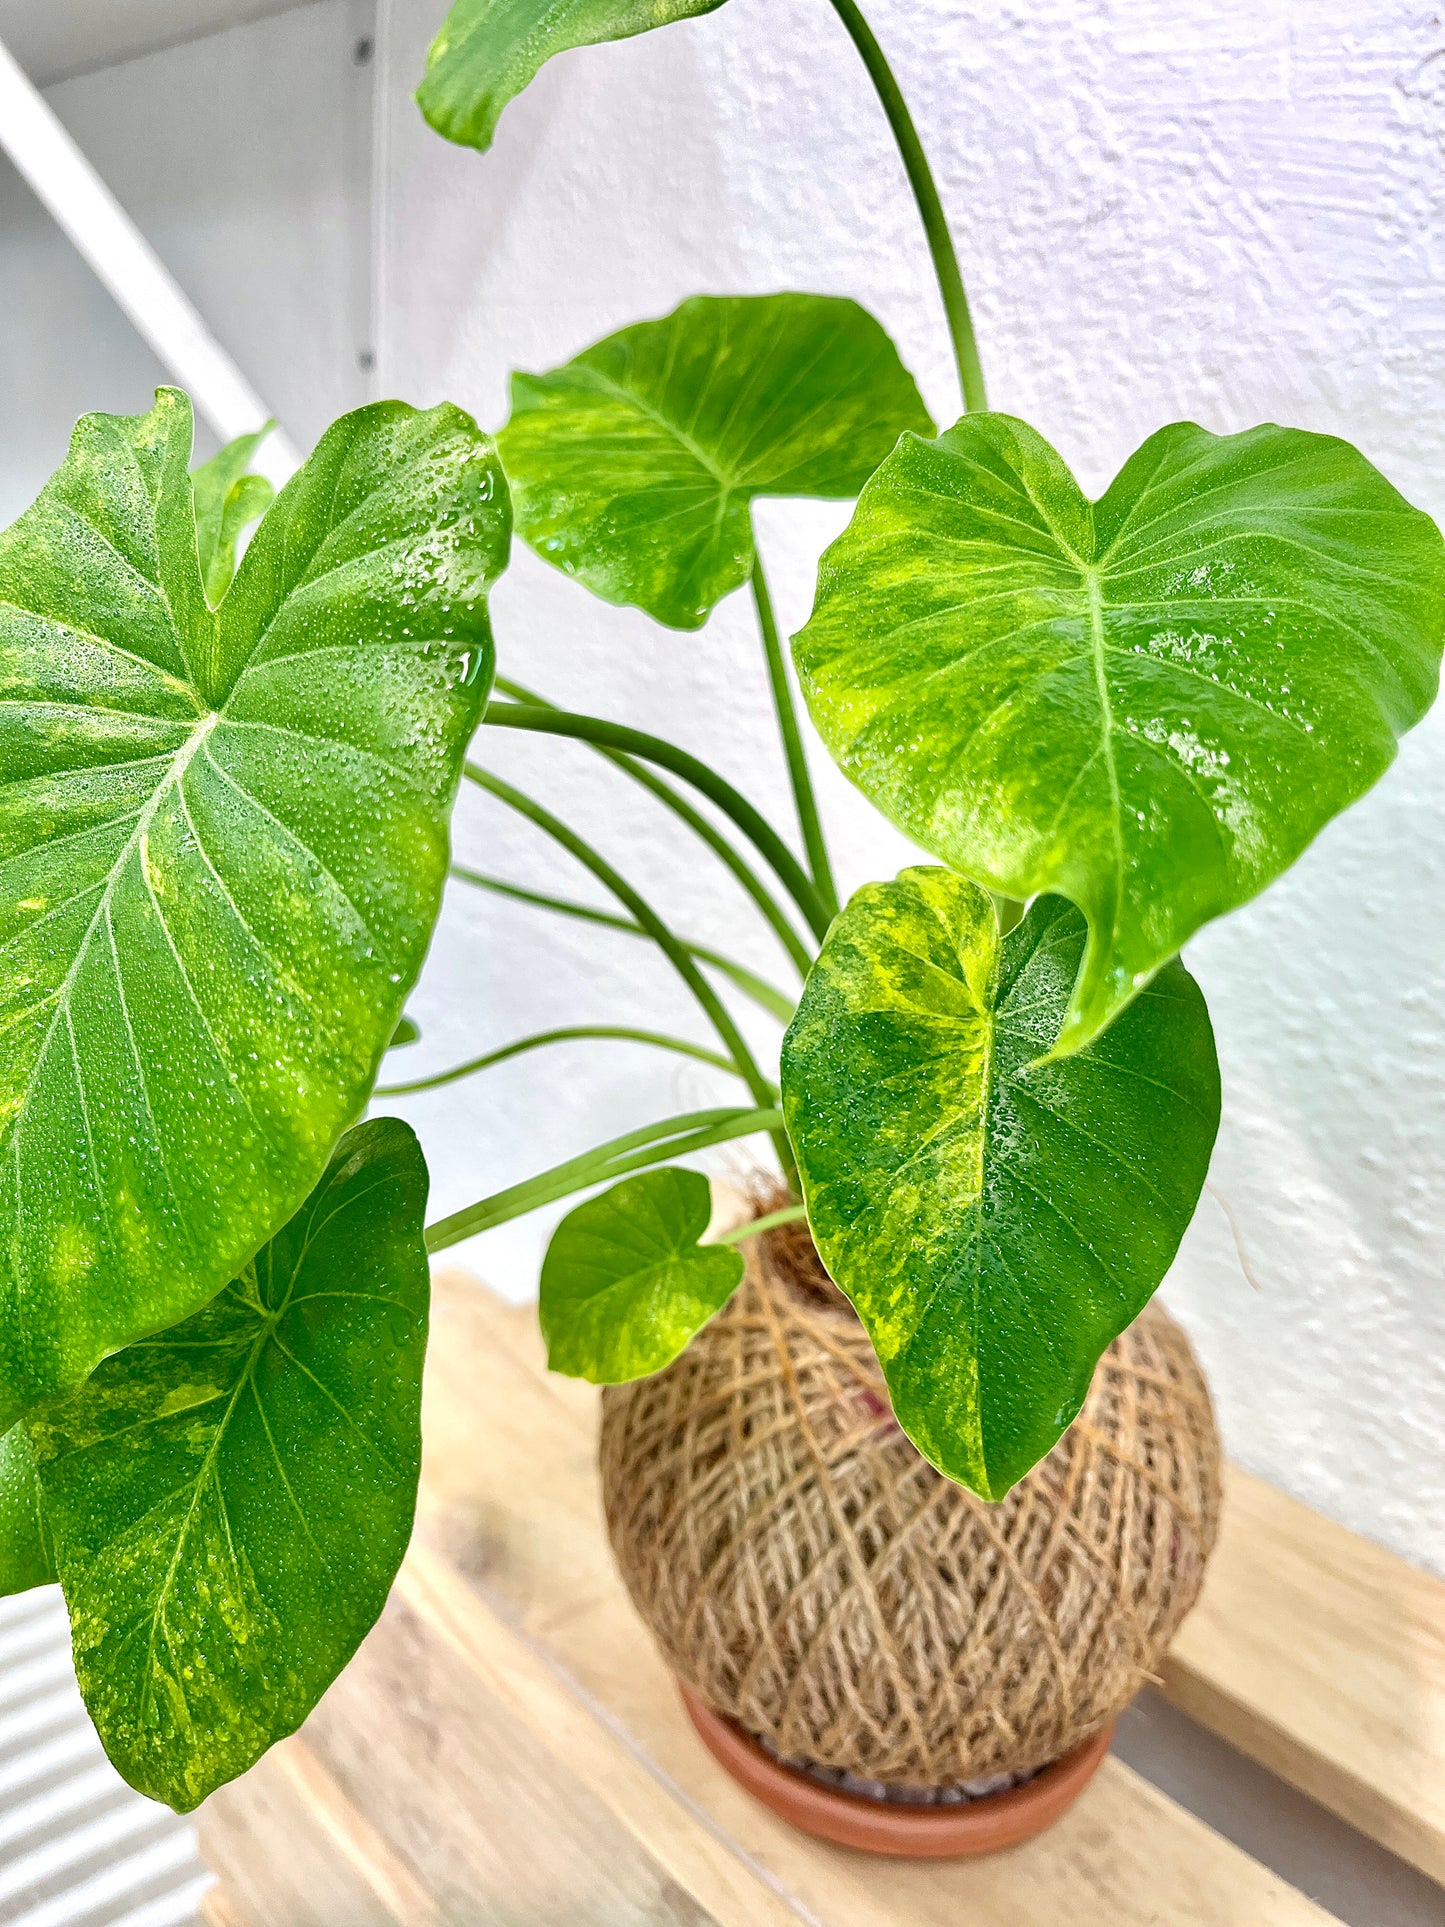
[1160,1463,1445,1885]
[381,1546,791,1926]
[367,1269,1337,1927]
[197,1890,248,1927]
[203,1694,715,1927]
[199,1736,437,1926]
[304,1564,722,1926]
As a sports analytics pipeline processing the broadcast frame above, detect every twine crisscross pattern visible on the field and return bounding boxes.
[600,1218,1221,1789]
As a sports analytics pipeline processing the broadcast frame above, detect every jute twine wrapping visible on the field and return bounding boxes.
[600,1212,1222,1790]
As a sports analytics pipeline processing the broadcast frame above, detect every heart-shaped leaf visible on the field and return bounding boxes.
[499,294,934,629]
[418,0,727,153]
[781,868,1220,1499]
[27,1117,430,1811]
[794,414,1445,1054]
[0,387,507,1427]
[0,1423,53,1596]
[541,1167,744,1380]
[191,424,275,607]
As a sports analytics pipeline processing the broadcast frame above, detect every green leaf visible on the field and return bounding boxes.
[0,387,507,1428]
[390,1015,421,1048]
[27,1117,430,1812]
[499,294,934,629]
[0,1422,53,1595]
[418,0,726,154]
[191,424,276,607]
[794,414,1445,1054]
[780,868,1220,1499]
[540,1167,744,1381]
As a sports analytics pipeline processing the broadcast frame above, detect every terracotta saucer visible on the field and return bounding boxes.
[679,1684,1115,1859]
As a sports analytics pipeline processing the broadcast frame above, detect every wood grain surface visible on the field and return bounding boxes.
[1162,1462,1445,1884]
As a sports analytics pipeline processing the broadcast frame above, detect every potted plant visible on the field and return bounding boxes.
[0,0,1438,1862]
[407,0,1445,1856]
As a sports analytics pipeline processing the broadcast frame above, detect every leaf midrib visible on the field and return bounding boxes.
[0,712,221,1173]
[967,916,1000,1475]
[99,1158,412,1687]
[1083,565,1126,924]
[580,367,736,495]
[137,1294,276,1721]
[134,1238,315,1719]
[558,1247,730,1321]
[1010,484,1127,935]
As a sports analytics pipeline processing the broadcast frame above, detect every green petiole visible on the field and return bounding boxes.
[494,677,814,978]
[826,0,987,416]
[425,1105,787,1250]
[710,1201,810,1246]
[480,703,833,943]
[375,1023,753,1097]
[466,765,795,1177]
[448,865,796,1023]
[751,557,838,921]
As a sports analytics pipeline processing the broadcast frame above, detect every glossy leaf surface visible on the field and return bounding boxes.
[795,414,1445,1053]
[0,387,507,1427]
[540,1167,743,1380]
[191,424,275,607]
[418,0,726,153]
[0,1422,52,1595]
[28,1118,430,1811]
[500,295,934,628]
[781,869,1220,1499]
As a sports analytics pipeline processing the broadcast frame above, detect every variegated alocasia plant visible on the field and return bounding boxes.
[9,0,1433,1823]
[413,0,1445,1498]
[0,390,512,1807]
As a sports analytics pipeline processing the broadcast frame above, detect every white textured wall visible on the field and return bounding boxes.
[375,0,1445,1576]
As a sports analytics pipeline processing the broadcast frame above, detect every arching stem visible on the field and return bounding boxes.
[467,764,795,1179]
[825,0,987,415]
[425,1106,786,1250]
[493,676,814,976]
[752,556,837,919]
[711,1201,809,1245]
[480,703,832,941]
[376,1024,750,1097]
[450,865,796,1023]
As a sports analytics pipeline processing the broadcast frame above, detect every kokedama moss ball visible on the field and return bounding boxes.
[600,1219,1221,1791]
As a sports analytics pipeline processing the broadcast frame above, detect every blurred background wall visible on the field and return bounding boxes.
[0,0,1441,1574]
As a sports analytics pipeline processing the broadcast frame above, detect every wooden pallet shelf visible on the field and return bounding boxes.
[198,1269,1445,1925]
[1162,1464,1445,1884]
